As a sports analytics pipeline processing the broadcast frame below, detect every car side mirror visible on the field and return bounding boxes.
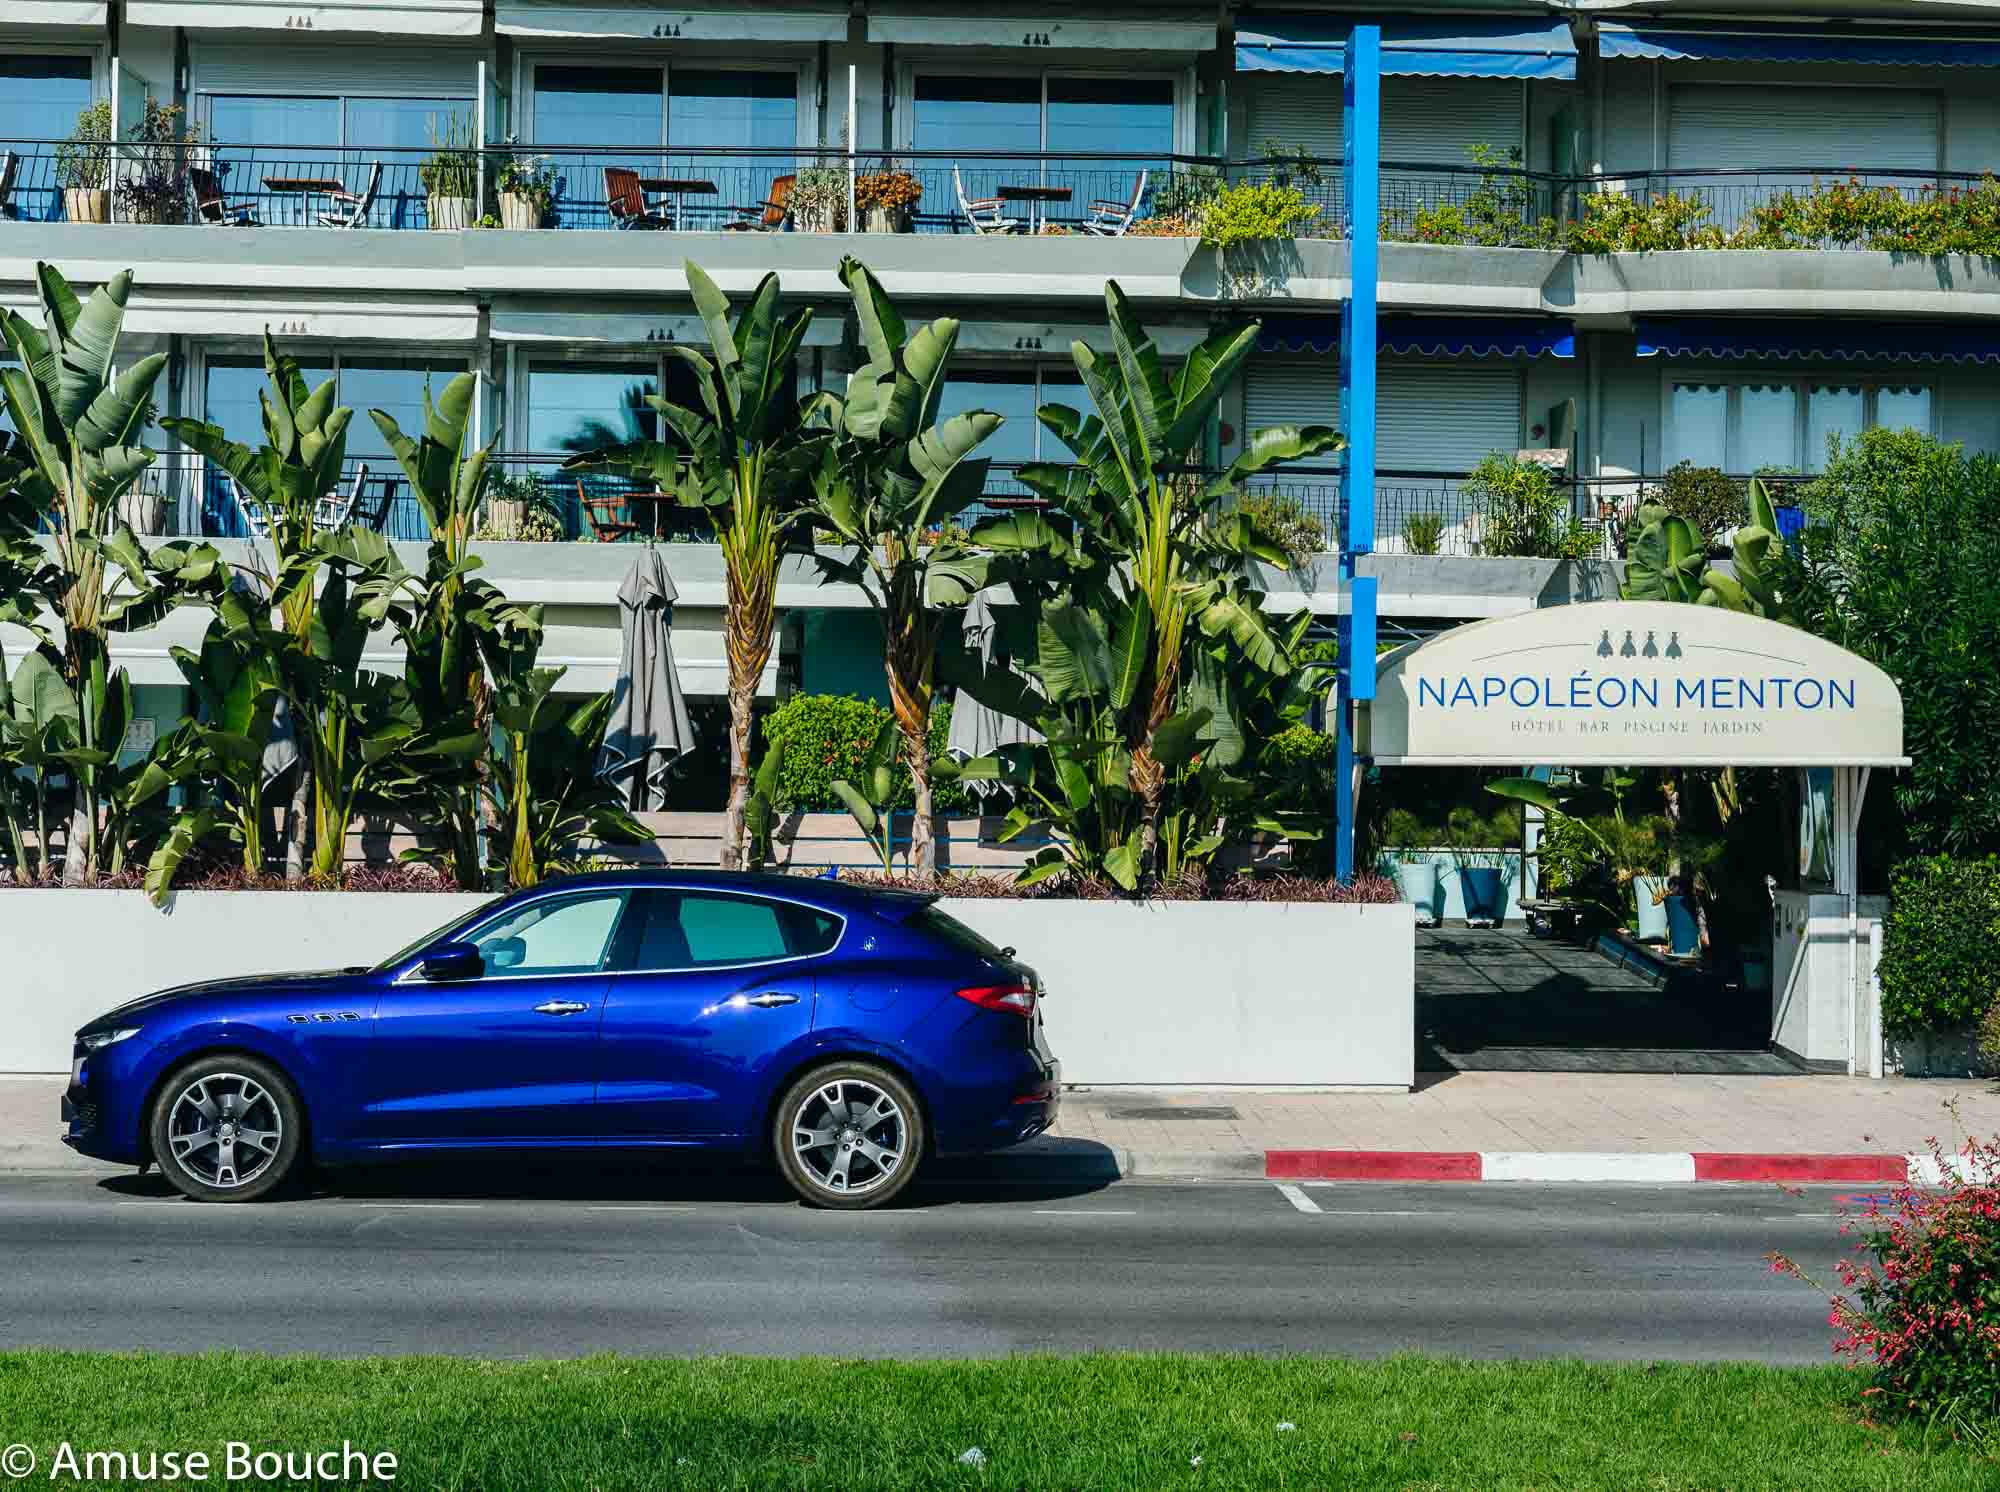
[420,940,483,981]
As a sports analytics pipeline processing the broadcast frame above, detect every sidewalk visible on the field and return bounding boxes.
[8,1071,1998,1183]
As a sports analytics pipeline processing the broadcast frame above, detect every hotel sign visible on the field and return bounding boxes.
[1362,601,1906,767]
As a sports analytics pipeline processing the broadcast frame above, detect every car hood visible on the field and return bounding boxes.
[86,968,367,1028]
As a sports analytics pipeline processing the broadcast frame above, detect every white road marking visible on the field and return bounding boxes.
[361,1202,483,1210]
[1272,1183,1322,1214]
[586,1205,697,1213]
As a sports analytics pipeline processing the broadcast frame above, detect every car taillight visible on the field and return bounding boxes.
[954,982,1036,1019]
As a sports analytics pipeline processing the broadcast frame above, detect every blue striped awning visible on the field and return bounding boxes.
[1600,23,2000,67]
[1234,13,1577,79]
[1636,317,2000,365]
[1259,316,1575,358]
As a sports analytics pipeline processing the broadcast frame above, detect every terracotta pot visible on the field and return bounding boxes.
[64,187,109,223]
[116,488,167,536]
[498,192,541,230]
[428,195,474,231]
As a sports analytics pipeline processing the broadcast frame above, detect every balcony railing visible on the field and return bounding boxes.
[1575,166,1996,238]
[118,453,1615,559]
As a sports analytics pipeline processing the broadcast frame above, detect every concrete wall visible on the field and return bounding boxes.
[0,891,1416,1088]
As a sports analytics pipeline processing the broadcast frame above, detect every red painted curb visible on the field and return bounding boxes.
[1692,1153,1907,1183]
[1266,1150,1483,1181]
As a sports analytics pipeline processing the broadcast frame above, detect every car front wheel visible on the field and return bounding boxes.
[773,1062,924,1210]
[148,1054,305,1203]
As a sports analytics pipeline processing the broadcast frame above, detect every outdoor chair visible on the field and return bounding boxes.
[953,167,1019,235]
[1082,169,1149,237]
[190,167,260,227]
[578,481,643,542]
[312,461,370,532]
[0,152,18,220]
[317,161,380,229]
[347,472,397,534]
[726,173,795,232]
[229,478,274,540]
[604,167,669,230]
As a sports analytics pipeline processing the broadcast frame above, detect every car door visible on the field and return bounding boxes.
[360,889,632,1145]
[593,888,841,1140]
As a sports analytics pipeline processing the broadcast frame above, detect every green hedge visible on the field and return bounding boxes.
[759,693,972,815]
[1878,856,2000,1038]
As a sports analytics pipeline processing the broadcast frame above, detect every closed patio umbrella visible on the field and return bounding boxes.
[946,593,1041,798]
[597,546,695,811]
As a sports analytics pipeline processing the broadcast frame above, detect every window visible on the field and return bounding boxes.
[530,64,798,227]
[2,58,92,222]
[911,71,1174,226]
[199,351,469,536]
[935,366,1085,497]
[522,353,744,457]
[907,905,1009,962]
[471,892,629,977]
[200,94,472,227]
[1666,378,1934,473]
[613,891,842,970]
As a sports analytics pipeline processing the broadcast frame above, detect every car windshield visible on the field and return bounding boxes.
[372,895,508,972]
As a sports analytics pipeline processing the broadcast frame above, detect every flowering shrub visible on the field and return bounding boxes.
[1128,214,1200,237]
[854,171,921,213]
[1564,191,1728,253]
[1771,1135,2000,1433]
[1736,177,2000,253]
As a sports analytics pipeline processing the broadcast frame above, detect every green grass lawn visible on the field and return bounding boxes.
[0,1352,1989,1491]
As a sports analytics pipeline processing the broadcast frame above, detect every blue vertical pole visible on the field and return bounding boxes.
[1335,24,1381,881]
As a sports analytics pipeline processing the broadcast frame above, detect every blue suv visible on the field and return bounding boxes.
[63,871,1060,1209]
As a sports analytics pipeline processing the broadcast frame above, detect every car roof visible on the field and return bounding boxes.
[526,867,938,916]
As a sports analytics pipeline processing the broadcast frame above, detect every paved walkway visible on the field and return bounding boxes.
[1417,926,1793,1075]
[1048,1071,2000,1160]
[10,1072,1998,1179]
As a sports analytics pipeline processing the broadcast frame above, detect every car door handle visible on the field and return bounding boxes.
[533,1000,591,1016]
[742,992,800,1008]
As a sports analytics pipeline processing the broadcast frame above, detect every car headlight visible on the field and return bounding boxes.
[77,1027,140,1051]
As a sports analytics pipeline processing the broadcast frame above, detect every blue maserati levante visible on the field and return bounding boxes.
[62,871,1060,1209]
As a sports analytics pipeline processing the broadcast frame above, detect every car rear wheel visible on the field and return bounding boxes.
[148,1055,304,1203]
[773,1062,923,1210]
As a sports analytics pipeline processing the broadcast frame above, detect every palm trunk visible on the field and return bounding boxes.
[61,800,91,885]
[284,757,311,882]
[722,674,754,872]
[721,550,777,874]
[884,590,935,877]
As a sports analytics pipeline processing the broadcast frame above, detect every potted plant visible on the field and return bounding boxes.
[1446,805,1512,927]
[116,482,168,536]
[55,101,113,223]
[496,147,558,230]
[854,169,920,234]
[114,100,201,225]
[792,166,848,234]
[419,114,478,231]
[1379,809,1440,925]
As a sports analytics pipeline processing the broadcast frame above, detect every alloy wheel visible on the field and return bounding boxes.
[165,1072,285,1191]
[789,1078,908,1198]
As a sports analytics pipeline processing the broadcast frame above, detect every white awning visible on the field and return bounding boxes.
[490,306,844,348]
[1363,601,1908,768]
[953,320,1208,357]
[3,2,107,27]
[123,294,478,343]
[867,6,1215,51]
[497,2,848,42]
[127,0,482,38]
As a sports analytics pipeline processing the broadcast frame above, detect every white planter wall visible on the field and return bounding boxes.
[0,892,1415,1089]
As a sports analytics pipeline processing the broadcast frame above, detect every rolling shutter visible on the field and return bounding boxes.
[1244,357,1340,466]
[1380,77,1521,166]
[1378,365,1521,472]
[1242,75,1340,161]
[1667,85,1939,172]
[192,41,475,97]
[1243,75,1521,166]
[1243,361,1522,473]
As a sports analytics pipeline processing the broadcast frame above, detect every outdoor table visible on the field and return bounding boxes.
[637,177,719,230]
[999,183,1073,234]
[260,176,347,225]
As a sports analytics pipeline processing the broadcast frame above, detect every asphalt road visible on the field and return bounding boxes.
[0,1166,1862,1362]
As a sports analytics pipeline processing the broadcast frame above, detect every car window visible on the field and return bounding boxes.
[614,891,842,971]
[905,904,1008,960]
[470,892,627,977]
[375,893,506,971]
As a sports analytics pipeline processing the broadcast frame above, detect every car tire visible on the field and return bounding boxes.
[148,1054,305,1204]
[772,1061,925,1211]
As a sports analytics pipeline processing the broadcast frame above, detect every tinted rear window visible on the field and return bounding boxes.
[906,905,1008,961]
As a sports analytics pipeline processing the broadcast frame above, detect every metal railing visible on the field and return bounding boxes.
[1578,166,1997,236]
